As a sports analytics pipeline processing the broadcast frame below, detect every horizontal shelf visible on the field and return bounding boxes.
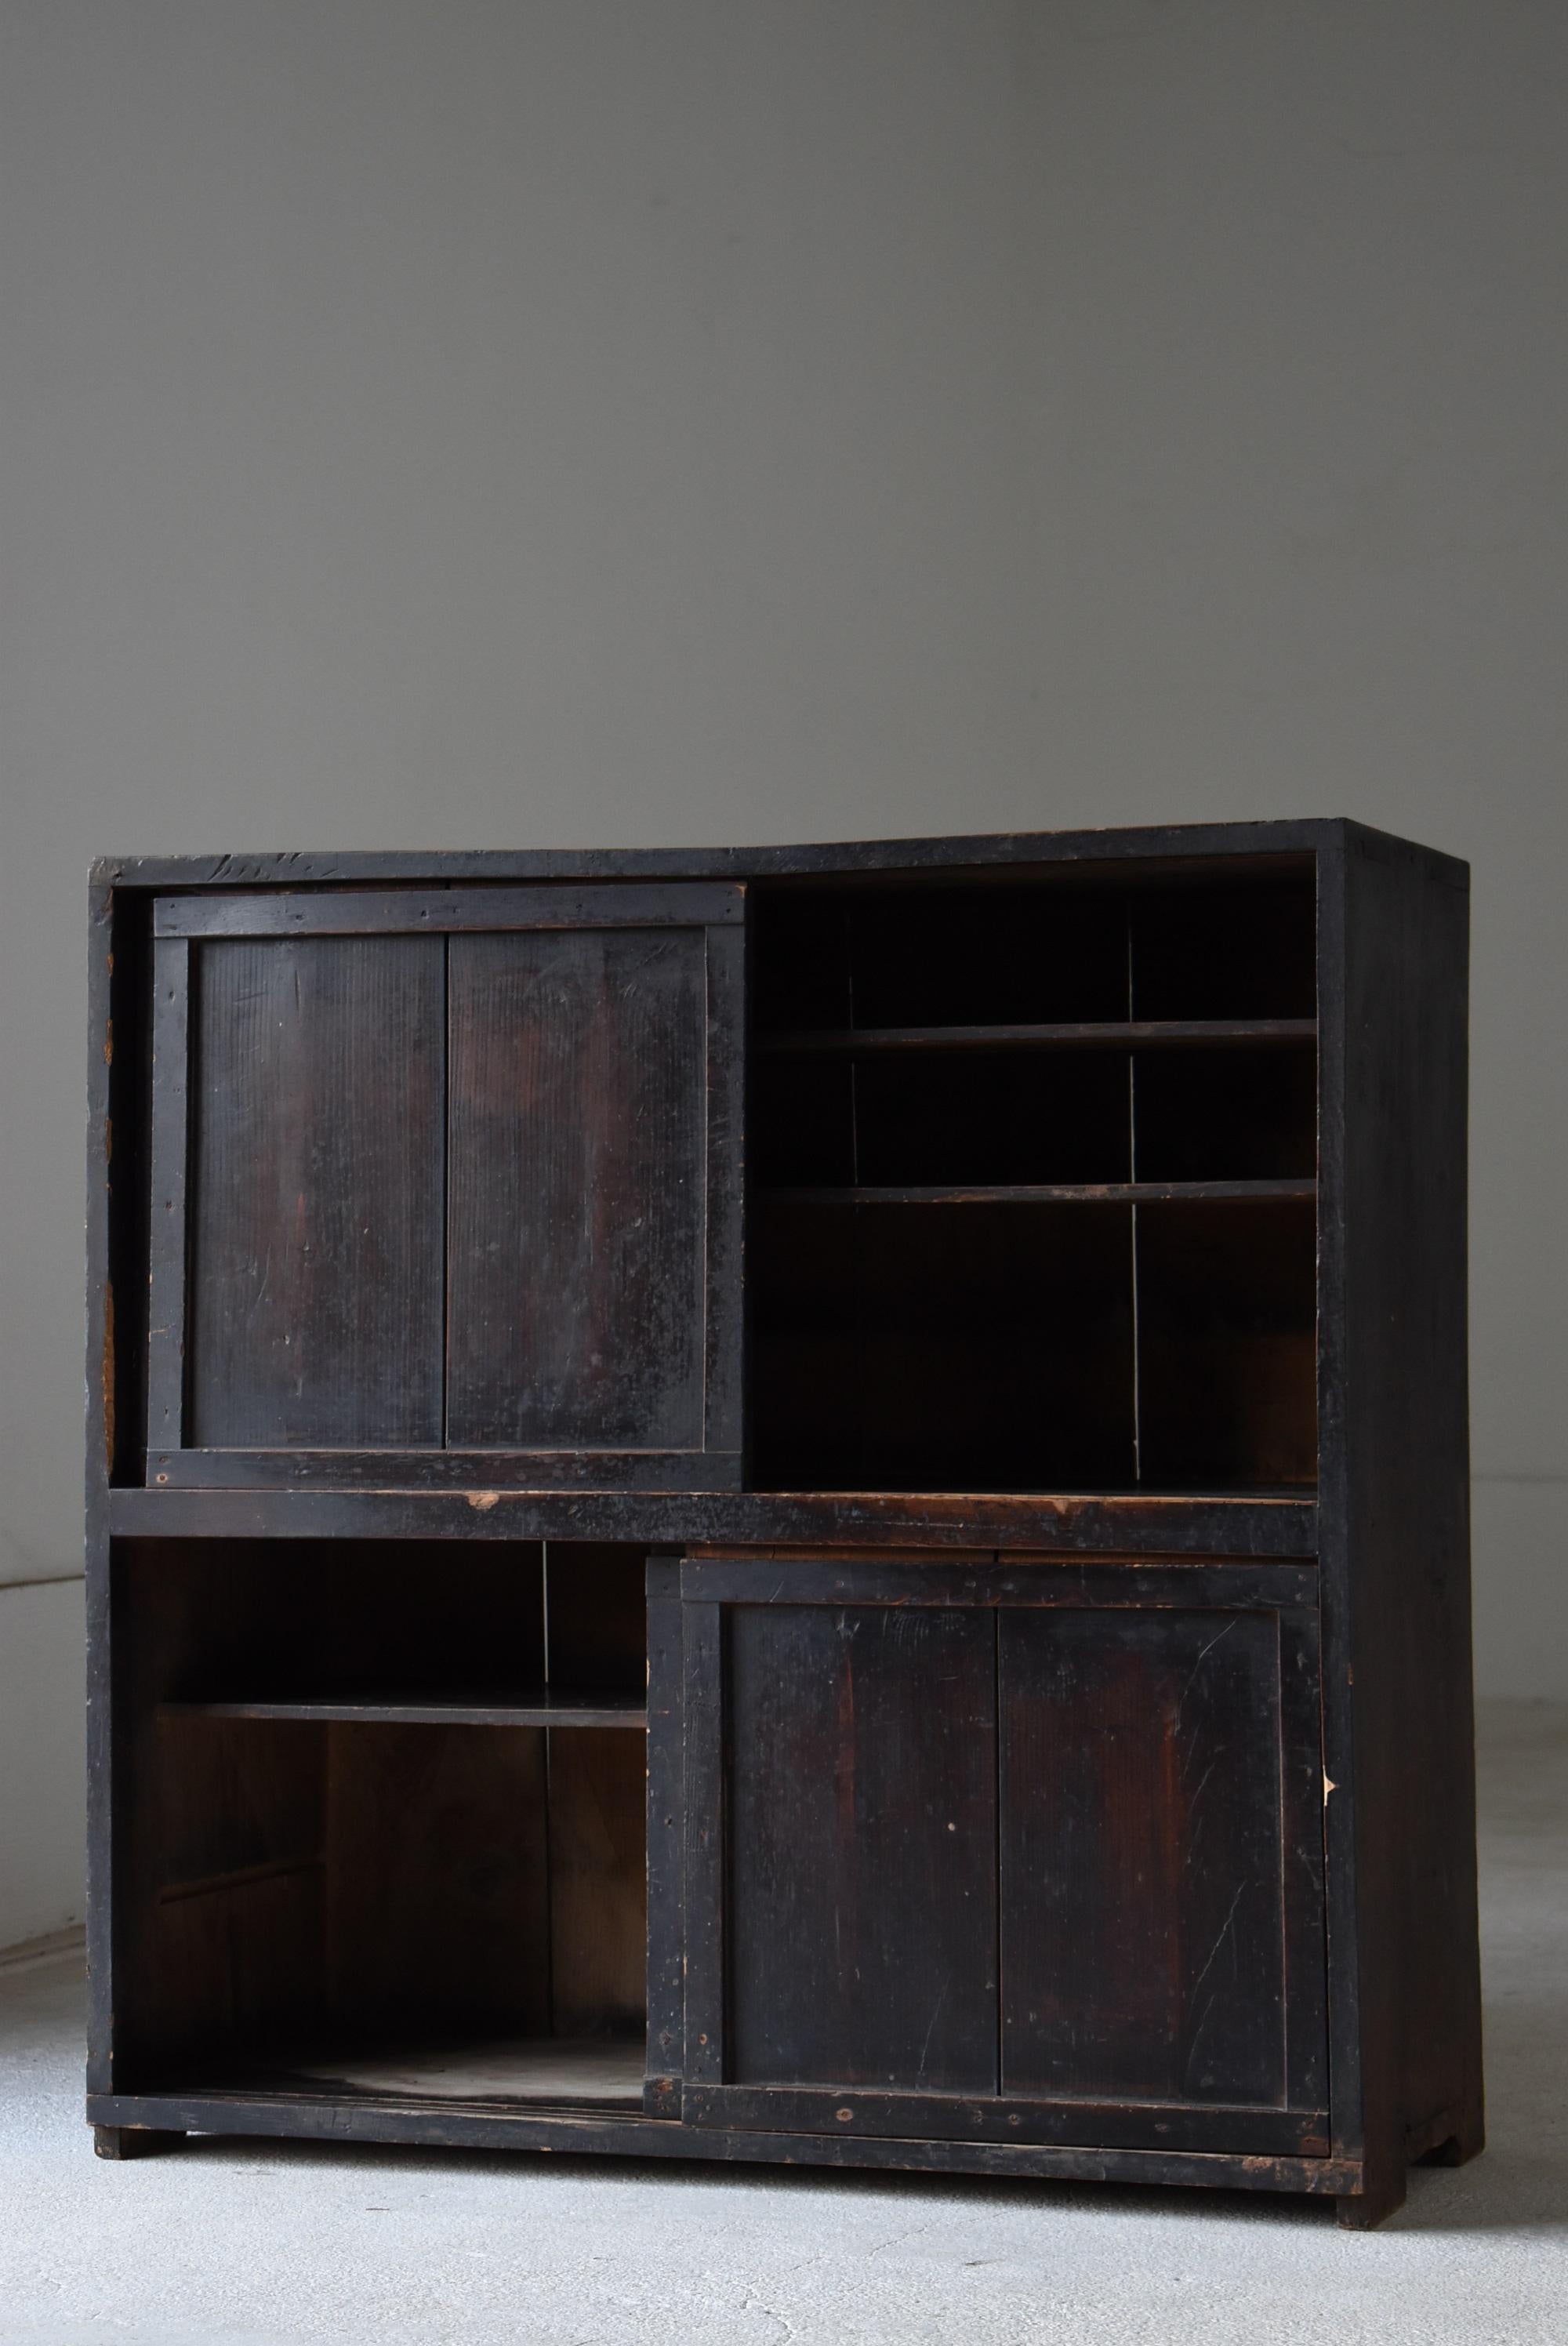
[754,1019,1317,1055]
[161,1690,647,1730]
[112,1487,1321,1555]
[760,1179,1317,1206]
[176,2035,647,2111]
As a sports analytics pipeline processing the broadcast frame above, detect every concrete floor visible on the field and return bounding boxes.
[2,1701,1564,2346]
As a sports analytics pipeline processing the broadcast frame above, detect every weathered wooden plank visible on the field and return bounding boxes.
[682,2085,1327,2157]
[547,1730,648,2037]
[680,1602,724,2087]
[445,927,710,1453]
[144,938,191,1453]
[155,884,745,936]
[85,2088,1359,2192]
[681,1558,1317,1611]
[763,1181,1316,1204]
[644,1558,684,2116]
[997,1604,1307,2110]
[148,1450,742,1491]
[111,1485,1322,1554]
[160,1694,646,1729]
[717,1600,999,2097]
[103,823,1343,895]
[756,1019,1318,1055]
[183,935,445,1448]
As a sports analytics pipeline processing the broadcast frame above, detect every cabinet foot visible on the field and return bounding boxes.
[93,2125,183,2160]
[1336,2167,1406,2229]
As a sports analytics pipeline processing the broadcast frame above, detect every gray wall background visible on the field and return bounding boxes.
[2,0,1565,1945]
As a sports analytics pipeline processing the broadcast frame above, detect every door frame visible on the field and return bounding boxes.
[653,1554,1329,2155]
[143,883,746,1491]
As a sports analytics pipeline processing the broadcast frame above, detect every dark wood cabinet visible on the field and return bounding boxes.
[85,822,1483,2226]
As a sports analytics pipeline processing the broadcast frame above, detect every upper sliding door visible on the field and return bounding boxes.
[145,884,744,1489]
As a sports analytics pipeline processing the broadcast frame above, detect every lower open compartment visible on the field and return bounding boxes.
[112,1538,653,2112]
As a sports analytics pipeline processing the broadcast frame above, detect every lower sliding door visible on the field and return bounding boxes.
[648,1556,1328,2155]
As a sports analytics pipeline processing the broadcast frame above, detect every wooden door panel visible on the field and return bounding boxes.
[147,885,743,1487]
[183,935,445,1448]
[445,928,706,1450]
[722,1601,998,2093]
[668,1558,1328,2154]
[999,1606,1285,2105]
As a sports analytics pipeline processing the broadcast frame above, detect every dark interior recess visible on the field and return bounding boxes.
[1135,1200,1319,1490]
[1133,1046,1317,1183]
[749,1198,1138,1492]
[114,1539,651,2108]
[746,866,1319,1494]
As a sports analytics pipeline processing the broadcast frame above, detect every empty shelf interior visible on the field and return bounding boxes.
[748,862,1319,1494]
[116,1538,653,2107]
[187,2034,646,2111]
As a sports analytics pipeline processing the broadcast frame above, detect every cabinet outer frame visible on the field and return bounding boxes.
[84,817,1480,2225]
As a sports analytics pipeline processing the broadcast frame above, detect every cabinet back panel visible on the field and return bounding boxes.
[546,1729,648,2037]
[446,929,707,1449]
[186,937,445,1447]
[750,1199,1137,1491]
[326,1721,552,2037]
[725,1602,999,2092]
[999,1607,1286,2105]
[1137,1200,1318,1488]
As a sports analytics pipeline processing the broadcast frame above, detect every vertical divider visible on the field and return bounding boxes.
[540,1539,555,2037]
[844,899,867,1489]
[993,1605,1004,2099]
[681,1595,726,2083]
[644,1556,686,2115]
[1127,899,1143,1484]
[146,934,191,1458]
[440,932,451,1451]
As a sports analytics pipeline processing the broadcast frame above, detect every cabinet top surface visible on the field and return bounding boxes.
[91,817,1467,894]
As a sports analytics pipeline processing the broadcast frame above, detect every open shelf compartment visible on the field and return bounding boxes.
[116,1538,653,2112]
[747,863,1319,1497]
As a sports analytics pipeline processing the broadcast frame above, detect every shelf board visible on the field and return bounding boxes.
[161,1689,648,1730]
[761,1179,1317,1206]
[181,2035,648,2111]
[754,1019,1318,1056]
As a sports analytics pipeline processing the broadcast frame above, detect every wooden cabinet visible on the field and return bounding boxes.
[85,822,1482,2227]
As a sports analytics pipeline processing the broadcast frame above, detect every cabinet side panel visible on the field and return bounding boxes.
[1341,834,1480,2175]
[446,929,707,1449]
[725,1603,998,2094]
[999,1607,1287,2105]
[185,936,445,1447]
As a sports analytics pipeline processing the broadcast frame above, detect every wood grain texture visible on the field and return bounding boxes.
[546,1729,648,2037]
[445,928,710,1453]
[108,826,1340,895]
[184,936,445,1447]
[110,1484,1322,1554]
[1319,826,1480,2221]
[145,938,191,1452]
[162,1694,645,1729]
[755,1020,1319,1055]
[87,2088,1360,2193]
[157,883,745,937]
[720,1600,999,2094]
[326,1720,551,2037]
[997,1605,1305,2108]
[644,1558,684,2114]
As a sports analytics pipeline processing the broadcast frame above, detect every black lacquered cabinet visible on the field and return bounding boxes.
[85,820,1482,2227]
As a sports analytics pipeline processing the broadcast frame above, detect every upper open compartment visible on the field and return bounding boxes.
[747,859,1319,1497]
